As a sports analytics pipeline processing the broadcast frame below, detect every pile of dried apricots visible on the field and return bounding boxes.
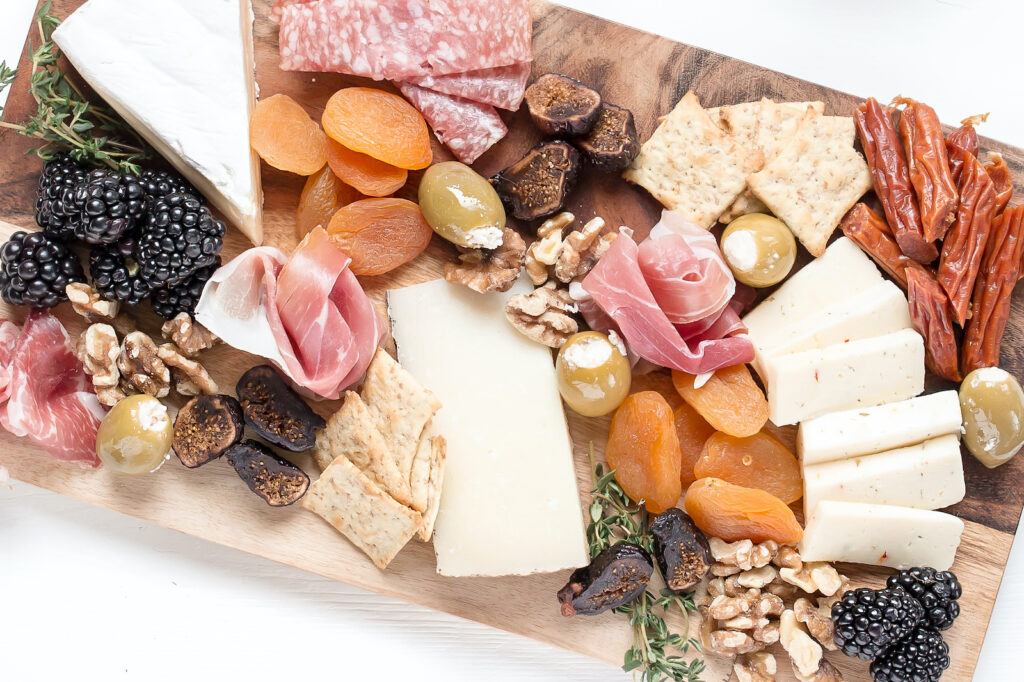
[249,87,434,276]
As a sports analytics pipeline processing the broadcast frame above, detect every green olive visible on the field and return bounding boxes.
[556,331,631,417]
[418,161,506,249]
[720,213,797,288]
[959,367,1024,468]
[96,394,173,475]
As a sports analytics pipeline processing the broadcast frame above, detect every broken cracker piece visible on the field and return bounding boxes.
[418,434,447,541]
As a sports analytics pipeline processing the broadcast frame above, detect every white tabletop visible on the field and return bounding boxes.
[1,1,1022,680]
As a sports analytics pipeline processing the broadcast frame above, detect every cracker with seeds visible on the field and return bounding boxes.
[416,433,447,541]
[747,110,872,257]
[302,453,422,570]
[408,419,436,514]
[624,91,764,227]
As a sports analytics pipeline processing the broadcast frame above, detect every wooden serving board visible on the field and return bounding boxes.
[2,2,1023,680]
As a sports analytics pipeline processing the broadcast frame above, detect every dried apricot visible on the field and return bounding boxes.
[326,138,408,197]
[327,198,433,276]
[296,166,363,240]
[322,87,432,170]
[684,477,802,544]
[672,366,768,437]
[250,94,327,175]
[694,431,802,504]
[674,402,715,490]
[606,391,682,514]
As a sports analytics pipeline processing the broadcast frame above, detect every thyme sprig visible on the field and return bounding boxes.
[586,446,704,682]
[0,1,150,173]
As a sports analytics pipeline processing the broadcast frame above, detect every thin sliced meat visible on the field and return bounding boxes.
[0,313,104,467]
[398,83,507,164]
[279,0,532,81]
[409,62,532,111]
[270,0,314,22]
[0,320,19,404]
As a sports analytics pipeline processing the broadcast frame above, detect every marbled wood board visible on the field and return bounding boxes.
[0,1,1022,680]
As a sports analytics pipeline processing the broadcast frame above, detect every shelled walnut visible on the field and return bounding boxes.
[794,597,837,651]
[780,610,824,678]
[734,652,777,682]
[76,323,125,406]
[66,283,118,323]
[118,332,171,398]
[161,313,218,357]
[505,281,578,347]
[444,228,526,293]
[554,217,616,283]
[524,212,574,285]
[157,344,218,396]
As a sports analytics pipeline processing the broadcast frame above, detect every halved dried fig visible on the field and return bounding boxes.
[172,394,245,468]
[491,141,581,221]
[236,365,326,452]
[525,73,602,136]
[576,103,640,173]
[557,542,653,616]
[651,507,713,592]
[226,439,310,507]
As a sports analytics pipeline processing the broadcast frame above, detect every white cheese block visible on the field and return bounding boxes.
[53,0,263,244]
[386,278,588,576]
[750,280,912,378]
[798,391,963,465]
[800,500,964,570]
[803,434,965,517]
[763,328,925,426]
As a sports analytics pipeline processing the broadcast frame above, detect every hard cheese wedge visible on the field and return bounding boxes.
[387,278,588,576]
[800,500,964,570]
[52,0,264,244]
[798,390,963,465]
[762,328,925,426]
[803,434,965,517]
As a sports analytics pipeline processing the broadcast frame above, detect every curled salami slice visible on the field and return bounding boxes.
[398,83,508,165]
[410,62,532,111]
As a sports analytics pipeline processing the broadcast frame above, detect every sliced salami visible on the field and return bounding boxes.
[269,0,314,23]
[410,62,532,111]
[398,83,508,165]
[279,0,532,81]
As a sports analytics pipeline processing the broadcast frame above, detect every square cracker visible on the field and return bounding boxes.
[623,91,764,228]
[746,110,872,257]
[361,348,442,482]
[414,433,446,541]
[302,454,421,570]
[313,391,414,509]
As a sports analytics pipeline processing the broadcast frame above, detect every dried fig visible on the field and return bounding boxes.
[524,73,602,136]
[651,507,712,592]
[226,439,310,507]
[575,103,640,173]
[172,394,245,468]
[236,365,326,452]
[557,543,653,616]
[491,141,581,221]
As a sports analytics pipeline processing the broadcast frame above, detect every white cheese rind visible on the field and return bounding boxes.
[798,391,963,465]
[802,434,965,517]
[800,500,964,570]
[386,278,588,577]
[52,0,263,244]
[763,328,925,426]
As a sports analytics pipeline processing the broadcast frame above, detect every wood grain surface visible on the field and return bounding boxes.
[1,1,1022,680]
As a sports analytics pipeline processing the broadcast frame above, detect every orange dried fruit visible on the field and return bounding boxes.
[296,166,364,240]
[694,431,802,504]
[674,402,715,490]
[605,391,682,514]
[684,477,803,544]
[327,198,433,276]
[672,365,768,437]
[250,93,328,175]
[325,138,408,197]
[322,87,432,170]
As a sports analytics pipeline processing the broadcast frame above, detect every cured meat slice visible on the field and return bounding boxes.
[270,0,314,22]
[0,313,104,467]
[397,83,507,164]
[278,0,532,81]
[0,321,19,405]
[195,228,386,399]
[409,62,532,111]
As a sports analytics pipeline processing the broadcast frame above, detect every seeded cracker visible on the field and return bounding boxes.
[417,433,447,541]
[747,110,871,257]
[624,91,764,228]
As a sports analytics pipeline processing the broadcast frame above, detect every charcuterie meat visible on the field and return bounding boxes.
[409,62,532,111]
[397,83,508,164]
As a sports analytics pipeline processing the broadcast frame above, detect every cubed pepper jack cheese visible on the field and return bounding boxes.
[387,278,588,577]
[798,390,963,465]
[762,328,925,426]
[802,434,965,517]
[800,500,964,570]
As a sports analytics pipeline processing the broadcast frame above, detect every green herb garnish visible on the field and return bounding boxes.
[587,447,705,682]
[0,1,150,173]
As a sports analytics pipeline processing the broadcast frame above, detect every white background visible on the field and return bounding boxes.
[1,1,1022,680]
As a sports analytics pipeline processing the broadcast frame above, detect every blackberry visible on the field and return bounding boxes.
[136,192,225,287]
[138,168,194,211]
[65,169,147,245]
[0,231,86,309]
[887,567,961,631]
[149,257,220,319]
[35,154,87,241]
[831,585,924,660]
[89,245,153,307]
[870,625,950,682]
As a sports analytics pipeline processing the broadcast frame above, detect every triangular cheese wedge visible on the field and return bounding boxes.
[53,0,264,244]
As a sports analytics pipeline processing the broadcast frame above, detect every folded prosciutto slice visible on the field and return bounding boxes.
[196,228,386,399]
[0,313,105,467]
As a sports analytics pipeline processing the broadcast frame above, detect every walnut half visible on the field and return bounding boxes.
[444,228,526,293]
[161,313,218,357]
[66,282,119,323]
[76,323,126,407]
[524,212,574,285]
[554,217,617,283]
[157,344,218,396]
[734,652,777,682]
[505,281,578,347]
[118,332,171,398]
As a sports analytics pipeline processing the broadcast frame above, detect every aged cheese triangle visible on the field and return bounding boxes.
[53,0,264,244]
